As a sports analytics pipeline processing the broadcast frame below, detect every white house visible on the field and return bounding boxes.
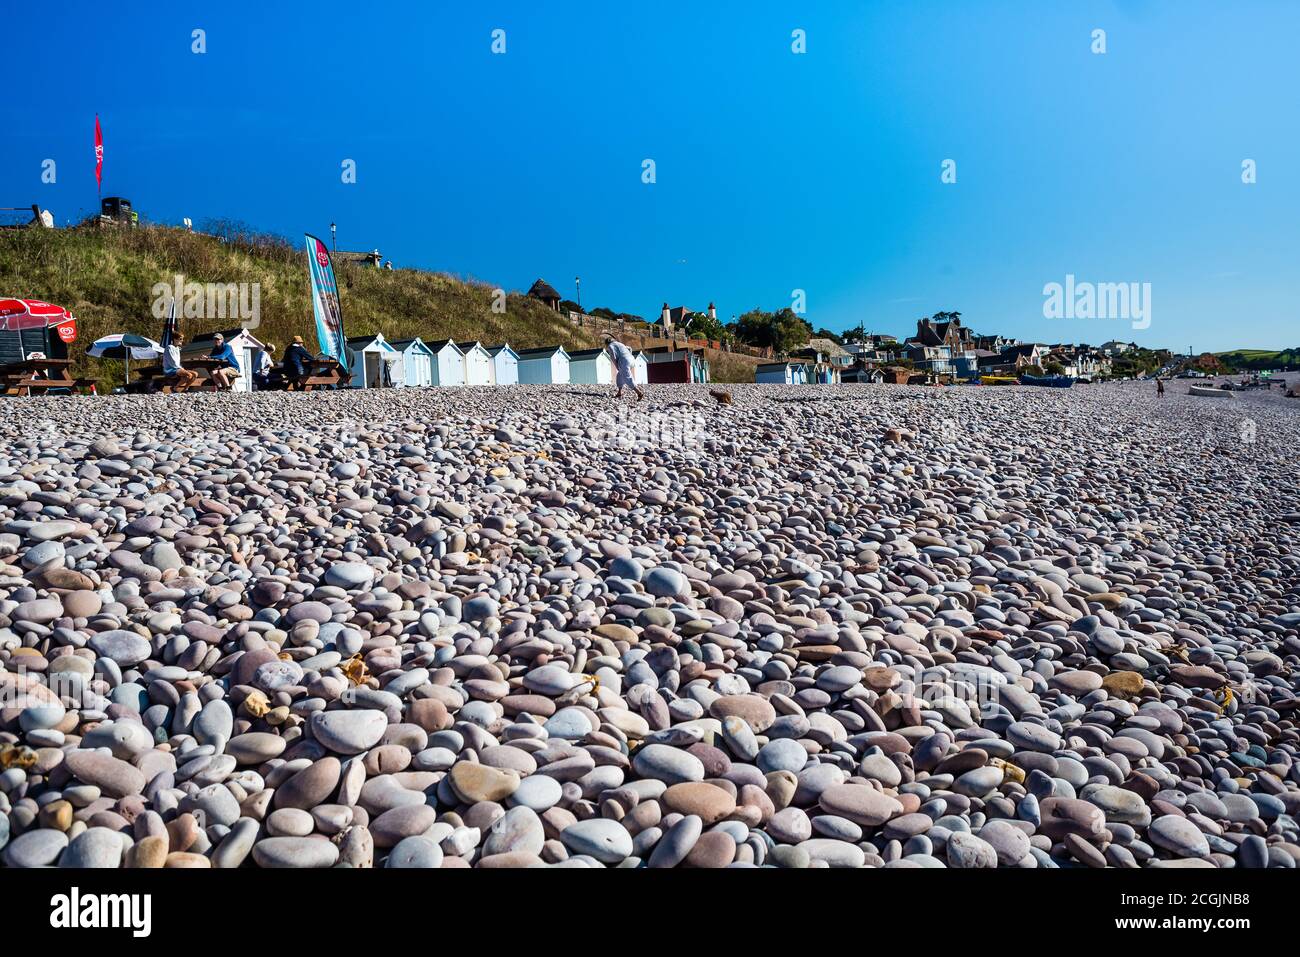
[456,340,495,386]
[755,361,806,385]
[567,347,614,384]
[487,344,519,386]
[516,345,570,384]
[390,337,435,387]
[346,333,402,388]
[425,339,465,386]
[182,328,268,394]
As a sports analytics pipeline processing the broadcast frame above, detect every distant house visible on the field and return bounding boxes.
[755,361,806,385]
[457,340,495,385]
[517,345,571,384]
[528,280,562,311]
[978,342,1049,374]
[346,333,402,388]
[487,344,519,386]
[182,328,268,393]
[568,347,614,384]
[390,337,436,387]
[1101,339,1136,356]
[651,303,698,335]
[425,339,466,386]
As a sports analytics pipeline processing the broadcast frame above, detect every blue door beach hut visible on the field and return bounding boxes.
[568,347,614,384]
[487,344,519,386]
[391,337,435,387]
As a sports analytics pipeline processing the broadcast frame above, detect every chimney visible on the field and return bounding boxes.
[707,302,716,321]
[661,302,671,330]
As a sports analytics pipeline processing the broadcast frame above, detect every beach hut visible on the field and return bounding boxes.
[457,340,495,386]
[568,347,614,384]
[645,346,706,384]
[184,327,268,393]
[390,337,435,387]
[487,344,519,386]
[517,345,570,384]
[755,361,804,385]
[424,339,466,386]
[632,350,648,386]
[345,333,402,389]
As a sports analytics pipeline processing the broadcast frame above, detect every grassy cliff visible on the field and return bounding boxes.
[1,224,758,388]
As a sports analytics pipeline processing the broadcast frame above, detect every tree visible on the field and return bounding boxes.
[1044,359,1065,375]
[732,307,812,354]
[814,327,844,345]
[683,311,730,342]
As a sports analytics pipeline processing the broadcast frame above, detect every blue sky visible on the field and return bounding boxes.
[4,1,1297,351]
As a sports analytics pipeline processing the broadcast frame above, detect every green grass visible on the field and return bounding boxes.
[1215,348,1300,371]
[1,224,758,388]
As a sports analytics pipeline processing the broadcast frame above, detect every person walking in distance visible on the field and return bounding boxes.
[604,334,644,402]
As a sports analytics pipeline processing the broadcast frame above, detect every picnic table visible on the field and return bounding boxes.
[282,357,347,391]
[0,357,79,396]
[131,355,240,393]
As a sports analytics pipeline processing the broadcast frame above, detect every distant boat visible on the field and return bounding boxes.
[977,375,1018,386]
[1189,384,1233,398]
[1020,374,1074,388]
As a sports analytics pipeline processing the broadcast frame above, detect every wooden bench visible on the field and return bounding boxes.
[0,358,76,396]
[283,357,347,391]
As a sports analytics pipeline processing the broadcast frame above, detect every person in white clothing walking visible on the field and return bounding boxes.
[604,334,644,402]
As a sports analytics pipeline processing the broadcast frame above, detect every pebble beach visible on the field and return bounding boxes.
[2,380,1298,870]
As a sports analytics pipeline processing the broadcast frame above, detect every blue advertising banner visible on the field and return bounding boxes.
[304,233,348,370]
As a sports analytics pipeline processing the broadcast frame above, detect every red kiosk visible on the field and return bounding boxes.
[0,298,82,394]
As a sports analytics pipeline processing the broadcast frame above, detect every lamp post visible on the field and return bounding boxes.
[330,222,337,256]
[575,276,581,311]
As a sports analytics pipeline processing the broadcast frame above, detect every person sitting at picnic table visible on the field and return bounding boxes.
[283,335,313,387]
[208,333,241,390]
[254,343,276,390]
[163,333,200,390]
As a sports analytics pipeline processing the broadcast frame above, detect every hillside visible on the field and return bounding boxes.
[0,225,762,388]
[1216,348,1300,371]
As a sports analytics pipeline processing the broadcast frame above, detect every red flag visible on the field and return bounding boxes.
[94,115,103,193]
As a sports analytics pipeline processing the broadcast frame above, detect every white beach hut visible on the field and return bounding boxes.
[183,327,268,394]
[487,344,519,386]
[457,340,495,386]
[633,350,648,386]
[516,345,570,384]
[346,333,402,388]
[390,337,435,387]
[425,339,466,386]
[567,347,614,385]
[755,361,805,385]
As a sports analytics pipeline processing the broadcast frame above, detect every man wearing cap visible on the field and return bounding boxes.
[208,332,241,389]
[604,334,643,402]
